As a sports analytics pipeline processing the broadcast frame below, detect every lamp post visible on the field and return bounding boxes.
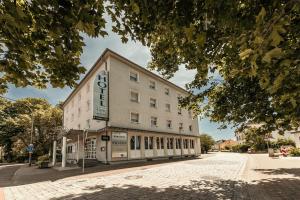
[0,96,34,166]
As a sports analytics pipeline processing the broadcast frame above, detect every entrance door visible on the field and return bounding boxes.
[85,138,96,159]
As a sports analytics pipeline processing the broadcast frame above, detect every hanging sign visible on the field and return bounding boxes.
[93,70,109,121]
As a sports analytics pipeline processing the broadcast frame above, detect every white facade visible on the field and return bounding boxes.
[62,49,201,164]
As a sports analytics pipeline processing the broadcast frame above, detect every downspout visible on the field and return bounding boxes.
[105,60,109,164]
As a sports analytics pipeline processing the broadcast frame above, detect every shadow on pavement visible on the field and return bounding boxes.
[254,168,300,177]
[0,157,204,187]
[48,178,300,200]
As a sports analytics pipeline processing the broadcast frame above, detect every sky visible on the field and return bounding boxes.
[4,23,235,141]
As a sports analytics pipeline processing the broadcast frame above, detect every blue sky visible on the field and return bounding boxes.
[4,28,235,141]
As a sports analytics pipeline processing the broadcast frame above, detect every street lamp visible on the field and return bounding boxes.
[0,95,34,166]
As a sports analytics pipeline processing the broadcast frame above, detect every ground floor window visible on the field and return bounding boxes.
[67,145,73,153]
[130,135,141,150]
[85,138,96,159]
[161,137,164,149]
[175,138,181,149]
[156,137,160,149]
[184,139,188,149]
[190,139,194,149]
[144,136,154,150]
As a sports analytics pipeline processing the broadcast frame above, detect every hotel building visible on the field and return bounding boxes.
[59,49,201,166]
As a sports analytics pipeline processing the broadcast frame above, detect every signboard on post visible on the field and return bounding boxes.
[27,144,34,153]
[93,70,109,121]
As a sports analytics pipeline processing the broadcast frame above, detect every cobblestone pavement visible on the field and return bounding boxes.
[3,153,300,200]
[3,153,247,200]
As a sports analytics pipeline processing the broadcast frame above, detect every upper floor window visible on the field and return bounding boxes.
[87,100,90,111]
[78,93,81,102]
[165,103,171,112]
[167,120,172,129]
[149,80,156,89]
[86,82,90,93]
[165,88,170,95]
[150,98,157,108]
[188,110,192,118]
[178,107,182,115]
[151,116,158,127]
[189,125,193,132]
[130,91,139,103]
[179,123,183,130]
[130,72,138,82]
[71,113,74,121]
[78,108,81,117]
[86,119,91,128]
[131,112,139,123]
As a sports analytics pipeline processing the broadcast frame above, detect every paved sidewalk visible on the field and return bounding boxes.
[3,153,247,200]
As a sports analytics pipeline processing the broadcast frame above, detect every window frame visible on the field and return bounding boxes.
[130,112,140,123]
[129,71,139,82]
[150,116,158,127]
[130,90,140,103]
[149,97,157,108]
[149,80,156,90]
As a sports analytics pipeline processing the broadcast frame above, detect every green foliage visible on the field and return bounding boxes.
[232,144,250,153]
[108,0,300,134]
[37,154,49,162]
[0,97,62,160]
[290,148,300,157]
[199,134,214,153]
[270,138,296,149]
[0,0,107,93]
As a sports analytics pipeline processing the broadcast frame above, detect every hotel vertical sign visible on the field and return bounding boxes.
[93,70,108,121]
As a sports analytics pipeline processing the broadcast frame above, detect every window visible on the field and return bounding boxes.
[179,123,183,130]
[165,104,171,112]
[151,117,157,127]
[78,93,81,102]
[78,108,81,117]
[130,72,138,82]
[149,80,156,89]
[145,137,149,150]
[161,137,164,149]
[167,120,172,129]
[176,138,181,149]
[130,91,139,102]
[130,135,141,150]
[86,83,90,93]
[188,110,192,118]
[150,98,157,108]
[144,136,154,150]
[189,125,193,132]
[178,107,182,115]
[131,112,139,123]
[167,138,170,149]
[71,113,74,121]
[156,137,160,149]
[86,119,91,128]
[170,138,174,149]
[165,88,170,95]
[67,145,73,153]
[87,100,90,111]
[184,139,188,149]
[190,139,194,149]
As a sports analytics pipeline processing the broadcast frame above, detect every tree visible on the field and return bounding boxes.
[108,0,300,134]
[0,0,107,93]
[1,1,299,135]
[0,98,62,161]
[199,134,214,153]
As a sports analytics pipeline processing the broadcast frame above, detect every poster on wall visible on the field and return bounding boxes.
[93,70,109,121]
[111,132,128,160]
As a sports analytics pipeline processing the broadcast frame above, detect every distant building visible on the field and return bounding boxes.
[213,140,238,151]
[235,124,300,148]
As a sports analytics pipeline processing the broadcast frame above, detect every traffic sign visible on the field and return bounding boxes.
[27,144,34,153]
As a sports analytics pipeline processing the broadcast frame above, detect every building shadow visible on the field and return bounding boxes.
[0,157,202,187]
[48,178,300,200]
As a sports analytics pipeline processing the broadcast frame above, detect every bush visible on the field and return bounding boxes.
[290,148,300,157]
[270,139,296,149]
[37,155,49,162]
[232,144,250,153]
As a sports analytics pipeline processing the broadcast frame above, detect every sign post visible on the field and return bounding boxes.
[27,144,34,166]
